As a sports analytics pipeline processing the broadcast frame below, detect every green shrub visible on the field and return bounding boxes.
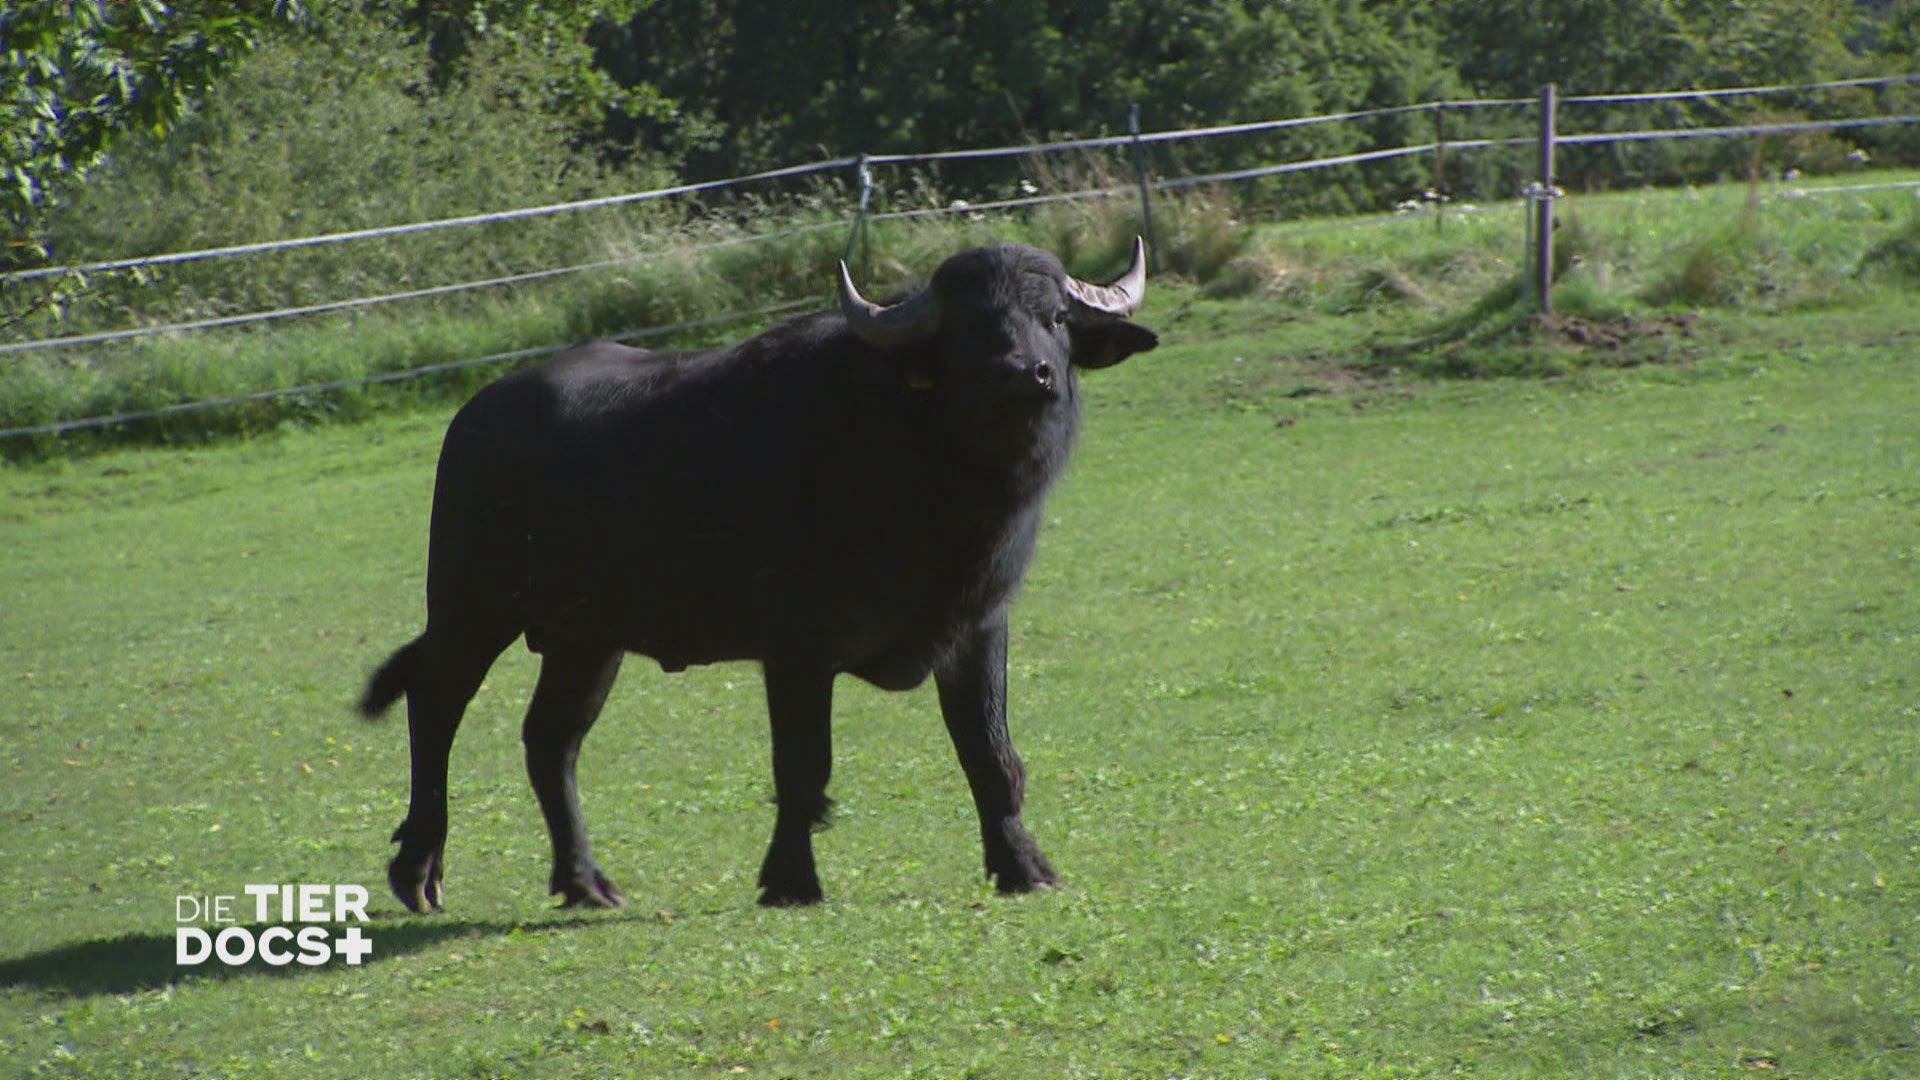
[1641,225,1760,308]
[1854,209,1920,284]
[1550,272,1631,321]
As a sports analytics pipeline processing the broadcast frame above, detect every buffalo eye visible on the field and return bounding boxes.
[1049,308,1070,329]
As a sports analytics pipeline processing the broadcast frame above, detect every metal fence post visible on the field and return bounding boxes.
[1534,83,1558,314]
[1129,104,1158,272]
[1432,103,1448,234]
[845,153,873,282]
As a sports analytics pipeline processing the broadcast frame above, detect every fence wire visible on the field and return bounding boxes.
[0,158,857,285]
[1556,114,1920,147]
[0,219,853,357]
[0,301,816,440]
[1562,74,1920,107]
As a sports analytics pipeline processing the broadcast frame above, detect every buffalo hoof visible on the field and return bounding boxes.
[757,882,825,908]
[994,870,1060,895]
[555,868,628,910]
[757,839,824,907]
[988,842,1059,896]
[388,849,445,914]
[756,856,824,907]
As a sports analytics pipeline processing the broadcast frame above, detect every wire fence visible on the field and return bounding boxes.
[0,219,852,356]
[0,300,816,439]
[0,158,860,285]
[3,72,1918,441]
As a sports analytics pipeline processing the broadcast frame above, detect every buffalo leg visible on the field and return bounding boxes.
[390,623,514,913]
[758,662,834,906]
[936,614,1059,893]
[523,647,627,908]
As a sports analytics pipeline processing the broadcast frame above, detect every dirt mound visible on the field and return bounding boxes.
[1534,312,1697,350]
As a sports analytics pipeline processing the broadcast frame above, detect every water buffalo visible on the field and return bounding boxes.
[359,239,1157,911]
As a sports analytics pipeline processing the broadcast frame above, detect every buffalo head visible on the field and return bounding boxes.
[836,239,1158,448]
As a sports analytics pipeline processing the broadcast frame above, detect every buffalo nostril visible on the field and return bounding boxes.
[1032,361,1055,389]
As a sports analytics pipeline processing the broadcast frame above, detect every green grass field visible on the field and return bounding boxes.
[3,275,1918,1074]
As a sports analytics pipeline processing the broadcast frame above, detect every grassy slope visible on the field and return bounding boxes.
[1,291,1917,1077]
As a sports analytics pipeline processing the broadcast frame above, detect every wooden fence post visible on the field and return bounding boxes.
[1534,83,1558,314]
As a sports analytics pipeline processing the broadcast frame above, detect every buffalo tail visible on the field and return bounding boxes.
[358,637,421,720]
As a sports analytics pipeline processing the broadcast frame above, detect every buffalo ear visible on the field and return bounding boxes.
[1070,321,1159,370]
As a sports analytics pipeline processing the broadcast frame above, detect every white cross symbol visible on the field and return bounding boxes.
[332,926,373,965]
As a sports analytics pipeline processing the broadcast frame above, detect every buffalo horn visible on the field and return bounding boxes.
[837,261,941,347]
[1064,236,1148,319]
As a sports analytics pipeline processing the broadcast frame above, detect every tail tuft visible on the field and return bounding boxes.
[358,638,421,720]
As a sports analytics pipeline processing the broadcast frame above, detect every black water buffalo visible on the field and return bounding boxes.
[359,239,1157,911]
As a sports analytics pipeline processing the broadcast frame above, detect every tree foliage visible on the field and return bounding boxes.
[7,0,1914,274]
[591,0,1465,179]
[576,0,1905,208]
[36,7,670,317]
[355,0,678,132]
[1,0,302,253]
[1428,0,1872,101]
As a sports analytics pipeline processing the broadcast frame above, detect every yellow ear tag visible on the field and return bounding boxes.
[906,371,934,391]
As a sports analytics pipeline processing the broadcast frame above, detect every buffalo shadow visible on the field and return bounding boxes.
[0,912,621,998]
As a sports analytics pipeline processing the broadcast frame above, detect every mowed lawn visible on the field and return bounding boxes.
[1,297,1915,1078]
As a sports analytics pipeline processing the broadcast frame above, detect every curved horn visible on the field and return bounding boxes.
[837,261,940,347]
[1064,236,1148,318]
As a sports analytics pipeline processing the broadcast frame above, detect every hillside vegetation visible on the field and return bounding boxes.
[5,3,1918,288]
[9,0,1920,242]
[2,166,1916,457]
[1,1,1917,457]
